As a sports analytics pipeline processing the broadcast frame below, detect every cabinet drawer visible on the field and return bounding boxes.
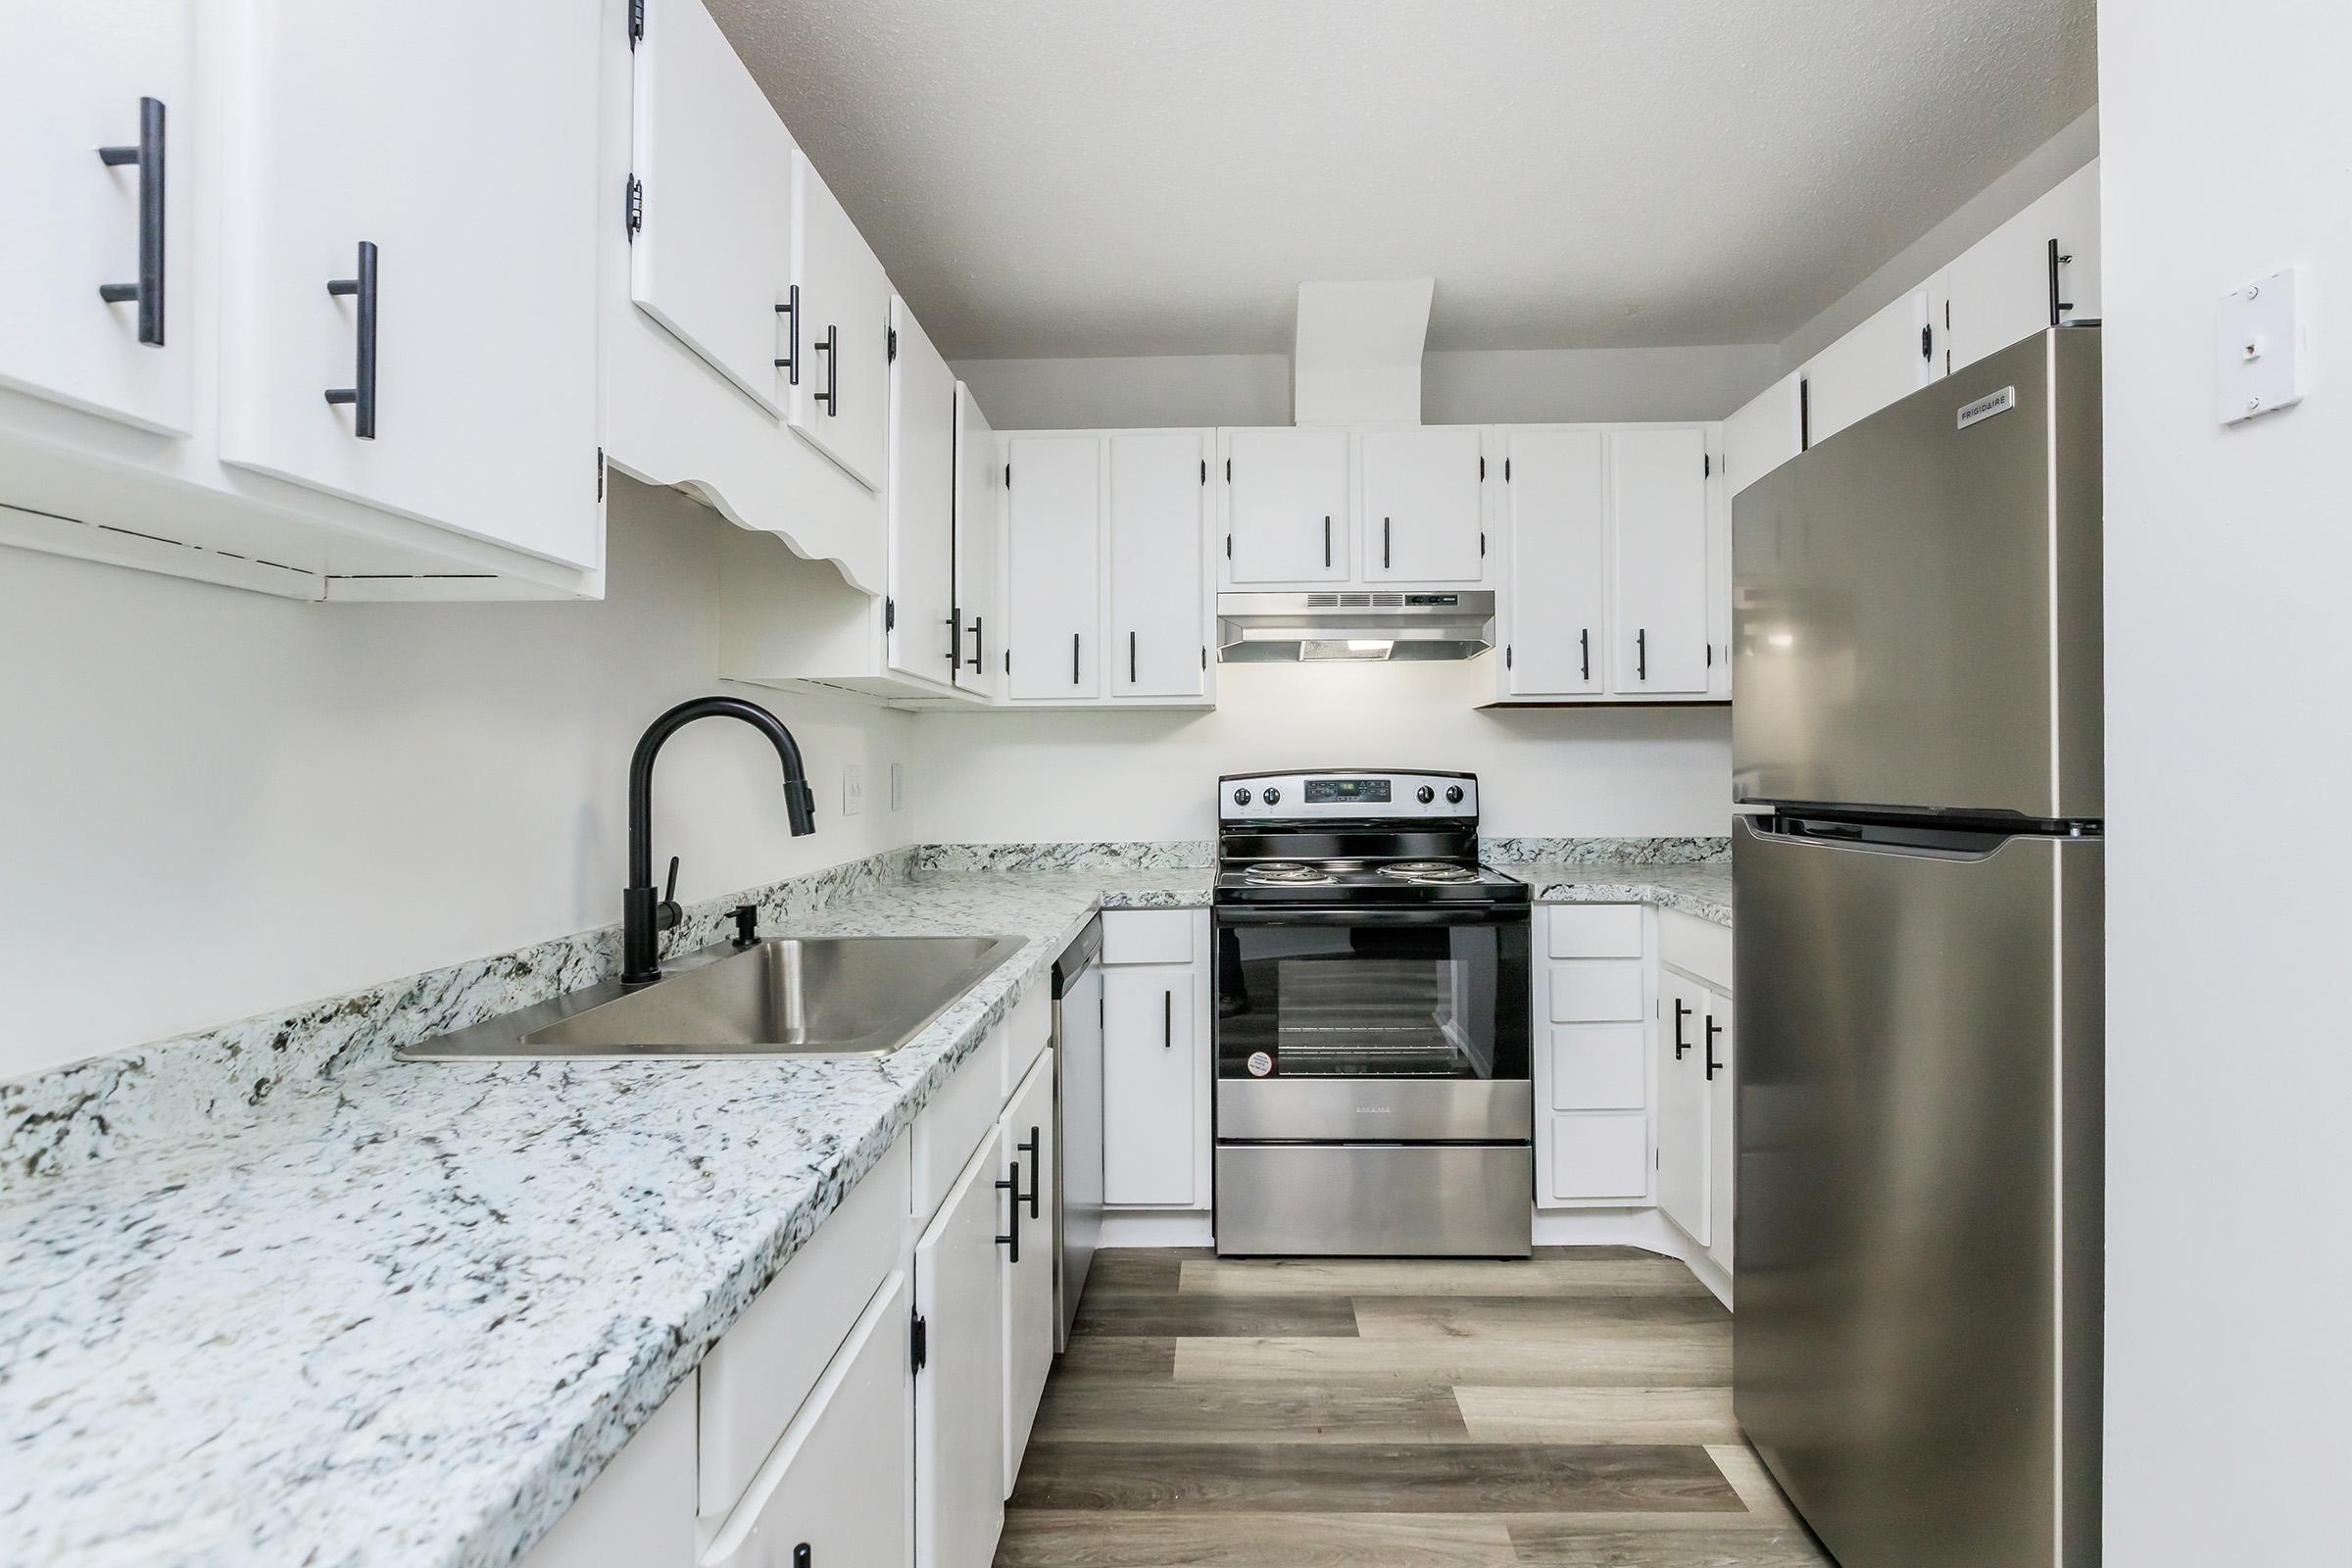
[1548,1113,1649,1201]
[1549,959,1644,1022]
[698,1136,909,1522]
[999,979,1052,1100]
[1102,908,1197,964]
[1547,904,1643,957]
[1549,1023,1645,1110]
[700,1270,911,1568]
[913,1022,1009,1221]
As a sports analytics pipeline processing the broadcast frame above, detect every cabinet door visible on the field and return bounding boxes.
[1947,160,2100,373]
[628,0,794,416]
[1108,431,1207,699]
[521,1380,696,1568]
[1004,436,1102,700]
[888,298,957,687]
[953,384,1003,698]
[700,1272,913,1568]
[1804,284,1941,447]
[1704,987,1735,1273]
[216,0,601,570]
[790,151,890,490]
[1723,373,1803,498]
[914,1137,1007,1568]
[1656,973,1711,1246]
[1226,428,1349,583]
[0,3,194,435]
[1609,427,1710,695]
[1102,964,1197,1205]
[1502,429,1605,696]
[1362,427,1485,582]
[1000,1051,1056,1498]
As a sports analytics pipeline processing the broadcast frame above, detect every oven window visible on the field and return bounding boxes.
[1217,919,1529,1081]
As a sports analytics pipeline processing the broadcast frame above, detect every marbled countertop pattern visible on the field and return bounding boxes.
[0,868,1201,1568]
[1503,860,1735,927]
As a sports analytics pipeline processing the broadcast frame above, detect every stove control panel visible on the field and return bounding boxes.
[1219,770,1478,821]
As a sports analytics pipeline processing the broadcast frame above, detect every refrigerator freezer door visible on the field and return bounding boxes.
[1733,328,2102,820]
[1732,816,2102,1568]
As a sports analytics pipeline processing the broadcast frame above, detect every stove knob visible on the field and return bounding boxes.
[1416,785,1436,804]
[1445,784,1465,805]
[1261,786,1282,806]
[1232,787,1252,806]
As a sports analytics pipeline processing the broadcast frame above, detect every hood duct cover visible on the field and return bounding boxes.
[1216,591,1496,663]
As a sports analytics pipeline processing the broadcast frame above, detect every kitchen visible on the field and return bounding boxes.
[0,3,2337,1566]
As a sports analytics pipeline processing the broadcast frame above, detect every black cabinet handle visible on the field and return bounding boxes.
[1129,629,1138,685]
[2047,237,2074,327]
[1383,516,1392,569]
[995,1167,1020,1261]
[1636,627,1647,682]
[1580,627,1590,683]
[1323,514,1331,567]
[1704,1016,1724,1081]
[793,1546,810,1568]
[96,96,166,346]
[1019,1126,1041,1218]
[323,240,378,439]
[774,283,799,379]
[1163,989,1173,1050]
[1071,632,1080,685]
[966,615,984,672]
[1672,997,1690,1058]
[811,323,838,416]
[945,611,961,667]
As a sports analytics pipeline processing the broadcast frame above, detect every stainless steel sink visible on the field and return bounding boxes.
[398,934,1024,1061]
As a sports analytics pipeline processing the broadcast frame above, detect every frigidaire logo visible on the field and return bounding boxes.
[1957,386,2017,429]
[1353,1105,1392,1114]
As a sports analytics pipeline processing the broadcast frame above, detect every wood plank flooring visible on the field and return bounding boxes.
[999,1248,1833,1568]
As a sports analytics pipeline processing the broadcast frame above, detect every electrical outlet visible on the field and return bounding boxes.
[842,763,865,816]
[890,762,904,811]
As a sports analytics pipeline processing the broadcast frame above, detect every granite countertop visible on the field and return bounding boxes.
[1500,860,1734,927]
[0,867,1205,1568]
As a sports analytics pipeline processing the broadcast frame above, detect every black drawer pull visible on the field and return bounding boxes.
[995,1167,1021,1261]
[1704,1016,1724,1081]
[96,96,167,345]
[1071,631,1080,685]
[1636,627,1647,682]
[1163,989,1173,1049]
[1672,997,1690,1058]
[323,240,378,439]
[1019,1127,1042,1218]
[1579,627,1590,682]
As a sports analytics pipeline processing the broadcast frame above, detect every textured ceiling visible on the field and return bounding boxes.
[709,0,2096,359]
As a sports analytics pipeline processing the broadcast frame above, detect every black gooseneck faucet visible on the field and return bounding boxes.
[623,696,817,986]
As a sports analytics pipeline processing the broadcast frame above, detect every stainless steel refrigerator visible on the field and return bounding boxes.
[1732,326,2103,1568]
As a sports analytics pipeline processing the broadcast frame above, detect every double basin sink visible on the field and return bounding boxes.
[399,934,1024,1061]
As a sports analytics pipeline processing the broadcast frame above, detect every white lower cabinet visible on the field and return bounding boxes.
[999,1051,1057,1498]
[1100,910,1210,1210]
[522,1378,699,1568]
[1656,971,1713,1246]
[914,1118,1010,1568]
[1703,986,1735,1277]
[699,1272,914,1568]
[1658,909,1737,1282]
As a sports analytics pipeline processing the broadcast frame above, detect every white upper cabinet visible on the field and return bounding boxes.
[1224,427,1349,584]
[1004,436,1102,700]
[0,2,194,436]
[1108,431,1209,699]
[1361,427,1486,583]
[790,151,890,491]
[1500,429,1605,697]
[1946,158,2101,373]
[1609,427,1711,696]
[627,0,795,416]
[887,298,957,690]
[1723,372,1803,498]
[953,383,1004,699]
[215,0,601,570]
[1803,279,1944,449]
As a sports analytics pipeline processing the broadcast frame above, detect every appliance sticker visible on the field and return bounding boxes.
[1957,385,2016,429]
[1247,1051,1273,1078]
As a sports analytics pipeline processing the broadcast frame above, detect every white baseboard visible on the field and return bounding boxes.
[1099,1210,1215,1249]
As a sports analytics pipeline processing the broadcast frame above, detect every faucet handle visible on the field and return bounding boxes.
[657,855,682,932]
[730,905,759,947]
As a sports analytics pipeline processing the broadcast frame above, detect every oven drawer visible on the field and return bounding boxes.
[1215,1142,1533,1257]
[1218,1077,1531,1142]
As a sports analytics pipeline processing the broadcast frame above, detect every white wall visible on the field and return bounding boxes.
[909,660,1730,843]
[0,480,914,1079]
[2099,8,2344,1563]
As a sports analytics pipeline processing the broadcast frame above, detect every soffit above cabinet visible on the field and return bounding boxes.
[708,0,2094,358]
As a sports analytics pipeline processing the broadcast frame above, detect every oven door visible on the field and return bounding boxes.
[1214,905,1531,1143]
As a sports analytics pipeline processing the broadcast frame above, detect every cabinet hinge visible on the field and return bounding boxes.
[1200,645,1207,669]
[887,326,898,363]
[624,175,643,241]
[1703,452,1711,478]
[1200,458,1206,485]
[629,0,645,45]
[1225,457,1232,482]
[1479,455,1487,481]
[596,446,605,503]
[1505,644,1513,668]
[1004,649,1010,674]
[1707,642,1713,667]
[1224,534,1232,559]
[1479,531,1487,558]
[909,1312,928,1372]
[885,596,896,632]
[1921,323,1934,362]
[1004,462,1011,489]
[1503,457,1512,482]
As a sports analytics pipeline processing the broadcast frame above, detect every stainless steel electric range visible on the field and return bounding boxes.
[1212,769,1533,1257]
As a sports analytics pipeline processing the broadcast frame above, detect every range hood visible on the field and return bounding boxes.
[1216,591,1496,662]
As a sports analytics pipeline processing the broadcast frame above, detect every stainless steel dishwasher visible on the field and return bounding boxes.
[1051,917,1105,1351]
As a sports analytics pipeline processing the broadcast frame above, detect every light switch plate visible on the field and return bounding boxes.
[890,762,904,811]
[842,763,865,816]
[2217,267,2308,424]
